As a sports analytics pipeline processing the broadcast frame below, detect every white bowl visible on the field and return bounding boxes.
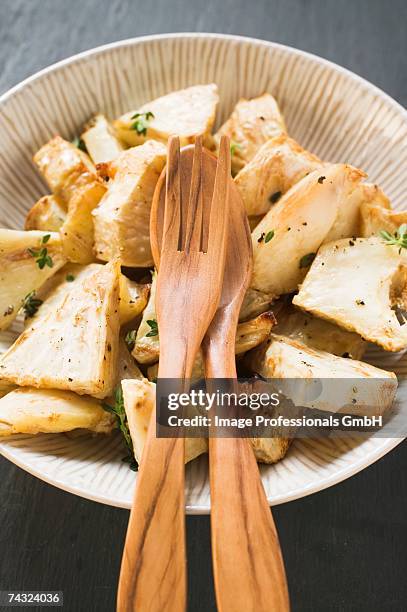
[0,33,405,512]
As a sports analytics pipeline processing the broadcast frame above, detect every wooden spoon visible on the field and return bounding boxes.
[151,147,290,612]
[117,136,230,612]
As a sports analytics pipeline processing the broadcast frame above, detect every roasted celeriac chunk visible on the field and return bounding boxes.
[30,263,149,327]
[121,378,208,464]
[81,114,123,164]
[251,165,364,296]
[215,93,286,174]
[0,388,114,436]
[234,134,323,216]
[239,287,274,321]
[248,334,397,416]
[293,237,407,351]
[33,136,103,204]
[114,84,219,147]
[0,229,66,330]
[25,195,67,232]
[60,180,106,263]
[274,307,366,359]
[249,437,291,465]
[93,141,166,267]
[0,260,120,397]
[360,202,407,237]
[324,182,389,242]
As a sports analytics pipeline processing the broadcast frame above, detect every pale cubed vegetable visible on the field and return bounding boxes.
[251,165,365,296]
[234,134,323,216]
[0,229,66,330]
[93,141,166,267]
[0,388,115,436]
[360,202,407,237]
[60,180,106,263]
[121,378,208,464]
[30,264,149,327]
[33,136,101,204]
[81,114,124,165]
[248,334,397,416]
[293,237,407,351]
[215,93,286,174]
[25,195,67,231]
[249,438,291,465]
[324,182,388,242]
[0,260,120,397]
[274,307,366,360]
[114,84,219,147]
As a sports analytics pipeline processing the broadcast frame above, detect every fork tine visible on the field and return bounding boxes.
[184,135,203,252]
[207,135,230,253]
[163,136,182,251]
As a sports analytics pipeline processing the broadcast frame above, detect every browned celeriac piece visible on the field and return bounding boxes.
[33,136,104,204]
[234,134,323,216]
[323,182,390,242]
[93,141,167,267]
[0,260,120,397]
[215,93,286,174]
[114,84,219,147]
[34,136,107,263]
[248,334,397,416]
[360,202,407,237]
[0,388,115,436]
[0,229,66,331]
[251,164,365,296]
[293,237,407,351]
[25,195,67,231]
[29,263,149,327]
[239,287,275,321]
[81,114,124,165]
[273,306,366,360]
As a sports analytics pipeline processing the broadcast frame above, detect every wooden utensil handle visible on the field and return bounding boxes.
[117,354,193,612]
[206,337,290,612]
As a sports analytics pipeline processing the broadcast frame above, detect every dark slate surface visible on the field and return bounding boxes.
[0,1,406,610]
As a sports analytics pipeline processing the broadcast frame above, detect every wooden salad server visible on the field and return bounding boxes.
[151,145,290,612]
[117,135,230,612]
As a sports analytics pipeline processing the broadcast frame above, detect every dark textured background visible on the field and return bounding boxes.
[1,1,407,610]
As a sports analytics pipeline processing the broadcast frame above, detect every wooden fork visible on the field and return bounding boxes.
[117,135,230,612]
[151,145,290,611]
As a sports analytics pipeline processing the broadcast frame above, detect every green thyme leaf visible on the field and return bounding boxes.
[230,141,242,156]
[130,111,155,135]
[125,329,137,350]
[102,386,137,471]
[265,230,275,243]
[146,319,158,337]
[66,274,75,282]
[299,252,316,268]
[22,291,43,318]
[27,236,54,269]
[72,136,87,152]
[380,224,407,250]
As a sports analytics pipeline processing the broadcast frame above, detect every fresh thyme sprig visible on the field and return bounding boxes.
[27,234,53,269]
[299,252,316,268]
[230,141,241,156]
[102,386,137,471]
[146,319,158,337]
[22,291,43,318]
[380,224,407,251]
[130,111,155,135]
[72,136,87,152]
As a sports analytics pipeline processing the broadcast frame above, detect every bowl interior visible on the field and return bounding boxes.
[0,34,405,510]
